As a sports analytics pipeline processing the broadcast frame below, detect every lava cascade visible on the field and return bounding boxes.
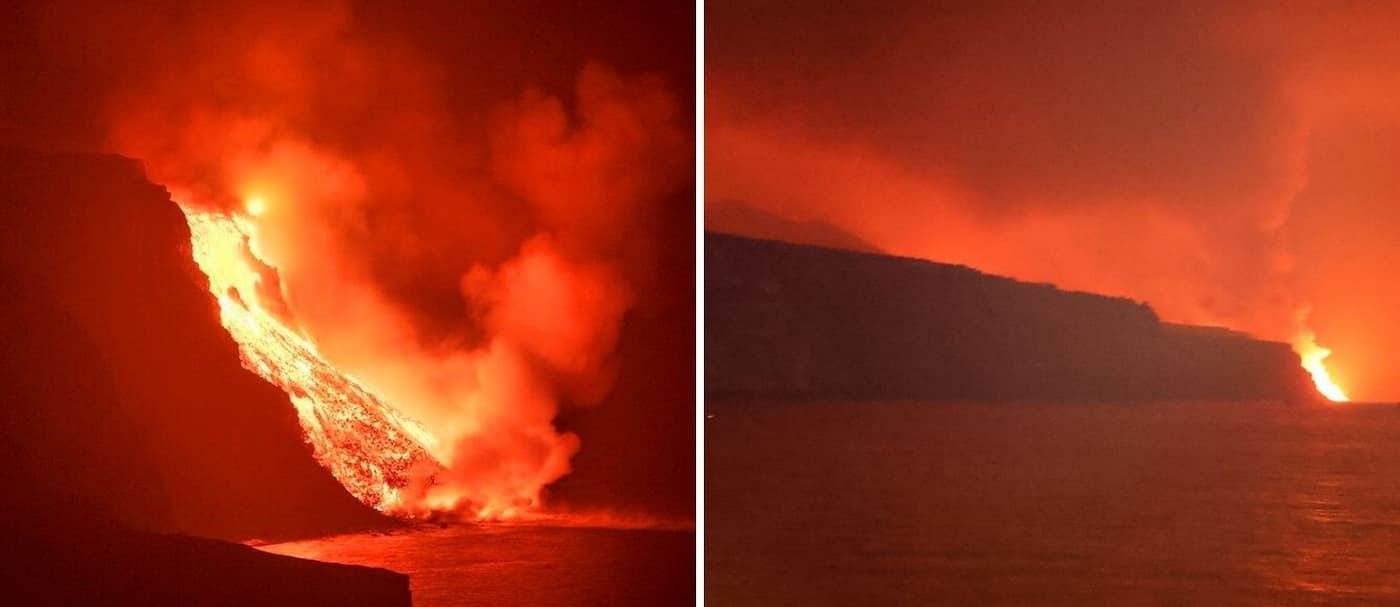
[1295,333,1349,402]
[181,205,441,512]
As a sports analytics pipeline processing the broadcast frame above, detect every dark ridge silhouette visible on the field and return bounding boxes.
[0,146,388,541]
[705,199,884,254]
[705,231,1321,403]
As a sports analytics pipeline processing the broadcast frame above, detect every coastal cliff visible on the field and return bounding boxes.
[1,148,408,604]
[0,147,387,541]
[705,232,1320,403]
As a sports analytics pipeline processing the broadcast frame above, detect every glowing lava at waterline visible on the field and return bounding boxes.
[180,202,443,512]
[1295,331,1350,403]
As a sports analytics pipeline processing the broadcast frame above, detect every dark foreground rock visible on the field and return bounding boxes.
[11,517,410,607]
[706,231,1320,403]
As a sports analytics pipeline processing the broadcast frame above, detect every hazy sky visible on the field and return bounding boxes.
[708,0,1400,401]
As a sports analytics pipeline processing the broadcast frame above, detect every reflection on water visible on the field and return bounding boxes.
[260,522,693,606]
[706,401,1400,605]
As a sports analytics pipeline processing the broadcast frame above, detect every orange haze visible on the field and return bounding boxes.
[707,1,1400,401]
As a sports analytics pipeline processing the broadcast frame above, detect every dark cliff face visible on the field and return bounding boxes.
[0,147,386,541]
[705,231,1320,403]
[0,209,409,605]
[1,268,170,531]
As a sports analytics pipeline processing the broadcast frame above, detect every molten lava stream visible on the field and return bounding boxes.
[180,203,442,513]
[1296,336,1349,403]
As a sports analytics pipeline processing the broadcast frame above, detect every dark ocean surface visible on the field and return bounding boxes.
[259,521,694,606]
[706,400,1400,605]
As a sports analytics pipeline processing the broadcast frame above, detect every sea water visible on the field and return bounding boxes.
[260,521,693,606]
[706,400,1400,605]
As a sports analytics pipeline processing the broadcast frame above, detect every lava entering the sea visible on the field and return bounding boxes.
[88,0,686,521]
[1295,333,1349,403]
[180,203,443,512]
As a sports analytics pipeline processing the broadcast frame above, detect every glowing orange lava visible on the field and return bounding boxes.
[244,195,266,217]
[1295,333,1349,403]
[179,202,442,512]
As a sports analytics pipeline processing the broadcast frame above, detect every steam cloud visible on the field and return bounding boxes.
[708,1,1400,400]
[97,2,687,516]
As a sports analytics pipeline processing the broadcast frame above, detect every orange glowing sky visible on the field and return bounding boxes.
[706,1,1400,401]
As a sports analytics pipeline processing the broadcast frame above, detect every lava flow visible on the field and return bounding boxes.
[181,203,442,512]
[1295,333,1349,403]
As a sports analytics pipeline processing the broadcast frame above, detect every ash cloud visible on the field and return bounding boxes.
[708,0,1400,400]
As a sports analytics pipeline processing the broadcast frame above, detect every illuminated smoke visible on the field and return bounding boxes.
[104,3,687,518]
[181,207,439,511]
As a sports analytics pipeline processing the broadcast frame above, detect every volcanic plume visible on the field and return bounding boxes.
[38,1,694,519]
[706,1,1400,401]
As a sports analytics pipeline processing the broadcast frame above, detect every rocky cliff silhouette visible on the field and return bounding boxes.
[0,147,409,604]
[705,199,884,254]
[706,232,1320,403]
[0,147,388,540]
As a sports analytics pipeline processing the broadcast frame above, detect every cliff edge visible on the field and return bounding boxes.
[705,232,1320,403]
